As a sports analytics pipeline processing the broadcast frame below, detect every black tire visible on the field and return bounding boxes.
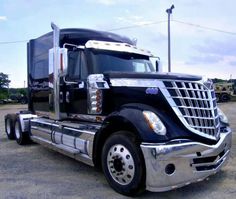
[220,93,230,102]
[20,98,27,104]
[5,114,17,140]
[102,131,146,196]
[215,93,220,103]
[14,118,30,145]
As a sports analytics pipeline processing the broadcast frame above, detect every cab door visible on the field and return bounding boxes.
[64,50,88,115]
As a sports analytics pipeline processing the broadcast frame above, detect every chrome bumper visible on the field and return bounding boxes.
[140,128,232,192]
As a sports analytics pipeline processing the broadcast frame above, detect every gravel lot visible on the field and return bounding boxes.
[0,103,235,199]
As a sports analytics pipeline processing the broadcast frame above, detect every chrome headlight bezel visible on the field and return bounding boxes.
[143,111,167,136]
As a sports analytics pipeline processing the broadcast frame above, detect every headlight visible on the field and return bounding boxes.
[217,108,229,124]
[143,111,166,135]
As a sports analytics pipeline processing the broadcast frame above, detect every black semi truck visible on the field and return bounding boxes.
[4,23,232,196]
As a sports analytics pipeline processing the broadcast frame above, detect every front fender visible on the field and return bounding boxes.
[93,103,192,167]
[103,103,170,143]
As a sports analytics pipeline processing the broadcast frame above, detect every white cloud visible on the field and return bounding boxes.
[96,0,115,5]
[0,16,7,21]
[116,15,154,26]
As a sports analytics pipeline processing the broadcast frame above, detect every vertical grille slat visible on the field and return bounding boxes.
[163,80,220,140]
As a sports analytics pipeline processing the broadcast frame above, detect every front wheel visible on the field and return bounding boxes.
[102,131,146,196]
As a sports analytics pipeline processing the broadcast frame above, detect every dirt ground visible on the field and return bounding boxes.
[0,103,235,199]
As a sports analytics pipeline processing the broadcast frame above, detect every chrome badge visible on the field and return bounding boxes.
[146,87,159,95]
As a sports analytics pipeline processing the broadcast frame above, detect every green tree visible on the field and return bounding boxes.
[0,72,11,89]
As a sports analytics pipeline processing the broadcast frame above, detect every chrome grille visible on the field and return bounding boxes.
[162,80,220,140]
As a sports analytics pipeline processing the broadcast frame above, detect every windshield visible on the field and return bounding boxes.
[90,50,155,73]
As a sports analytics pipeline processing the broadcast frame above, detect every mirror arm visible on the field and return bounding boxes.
[63,76,78,85]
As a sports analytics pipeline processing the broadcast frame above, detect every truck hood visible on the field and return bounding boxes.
[104,72,202,82]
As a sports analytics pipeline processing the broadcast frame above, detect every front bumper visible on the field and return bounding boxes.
[140,128,232,192]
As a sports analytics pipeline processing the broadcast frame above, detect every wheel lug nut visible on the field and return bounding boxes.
[128,165,133,169]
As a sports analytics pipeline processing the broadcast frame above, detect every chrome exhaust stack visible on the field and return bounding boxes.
[49,22,61,120]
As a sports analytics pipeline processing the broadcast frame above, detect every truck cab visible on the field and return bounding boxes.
[4,23,232,196]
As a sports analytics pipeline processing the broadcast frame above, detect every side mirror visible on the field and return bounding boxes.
[155,60,159,72]
[150,56,162,72]
[49,47,68,79]
[155,59,162,72]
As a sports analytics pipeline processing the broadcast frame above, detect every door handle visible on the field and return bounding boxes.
[66,91,70,103]
[59,92,63,103]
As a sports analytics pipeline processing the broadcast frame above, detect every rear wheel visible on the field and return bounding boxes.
[102,131,145,196]
[14,118,30,145]
[5,114,17,140]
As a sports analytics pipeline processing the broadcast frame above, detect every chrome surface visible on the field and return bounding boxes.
[107,144,135,185]
[35,110,50,117]
[30,118,53,142]
[31,135,93,166]
[140,129,232,192]
[110,78,159,87]
[160,79,220,140]
[87,74,109,114]
[19,114,37,132]
[68,114,105,123]
[49,22,61,120]
[59,48,68,75]
[15,121,20,139]
[30,118,96,166]
[6,119,11,135]
[63,76,78,85]
[85,40,153,57]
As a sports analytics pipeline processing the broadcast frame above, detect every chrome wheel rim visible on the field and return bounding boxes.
[107,144,135,185]
[6,119,11,135]
[15,122,20,139]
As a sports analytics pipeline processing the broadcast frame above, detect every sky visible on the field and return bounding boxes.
[0,0,236,88]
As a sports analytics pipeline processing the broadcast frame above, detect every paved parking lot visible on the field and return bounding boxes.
[0,103,235,199]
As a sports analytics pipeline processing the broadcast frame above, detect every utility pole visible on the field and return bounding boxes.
[166,4,175,72]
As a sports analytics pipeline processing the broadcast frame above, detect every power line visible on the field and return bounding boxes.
[0,19,236,45]
[172,19,236,35]
[0,40,28,44]
[107,20,167,31]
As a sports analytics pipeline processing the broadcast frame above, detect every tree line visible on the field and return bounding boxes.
[0,72,26,100]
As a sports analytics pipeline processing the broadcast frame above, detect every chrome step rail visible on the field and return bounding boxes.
[30,118,100,167]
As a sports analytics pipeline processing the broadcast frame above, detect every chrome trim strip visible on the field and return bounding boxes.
[35,111,49,117]
[182,115,219,120]
[169,96,217,101]
[64,127,95,135]
[85,40,153,57]
[68,113,105,123]
[110,78,159,87]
